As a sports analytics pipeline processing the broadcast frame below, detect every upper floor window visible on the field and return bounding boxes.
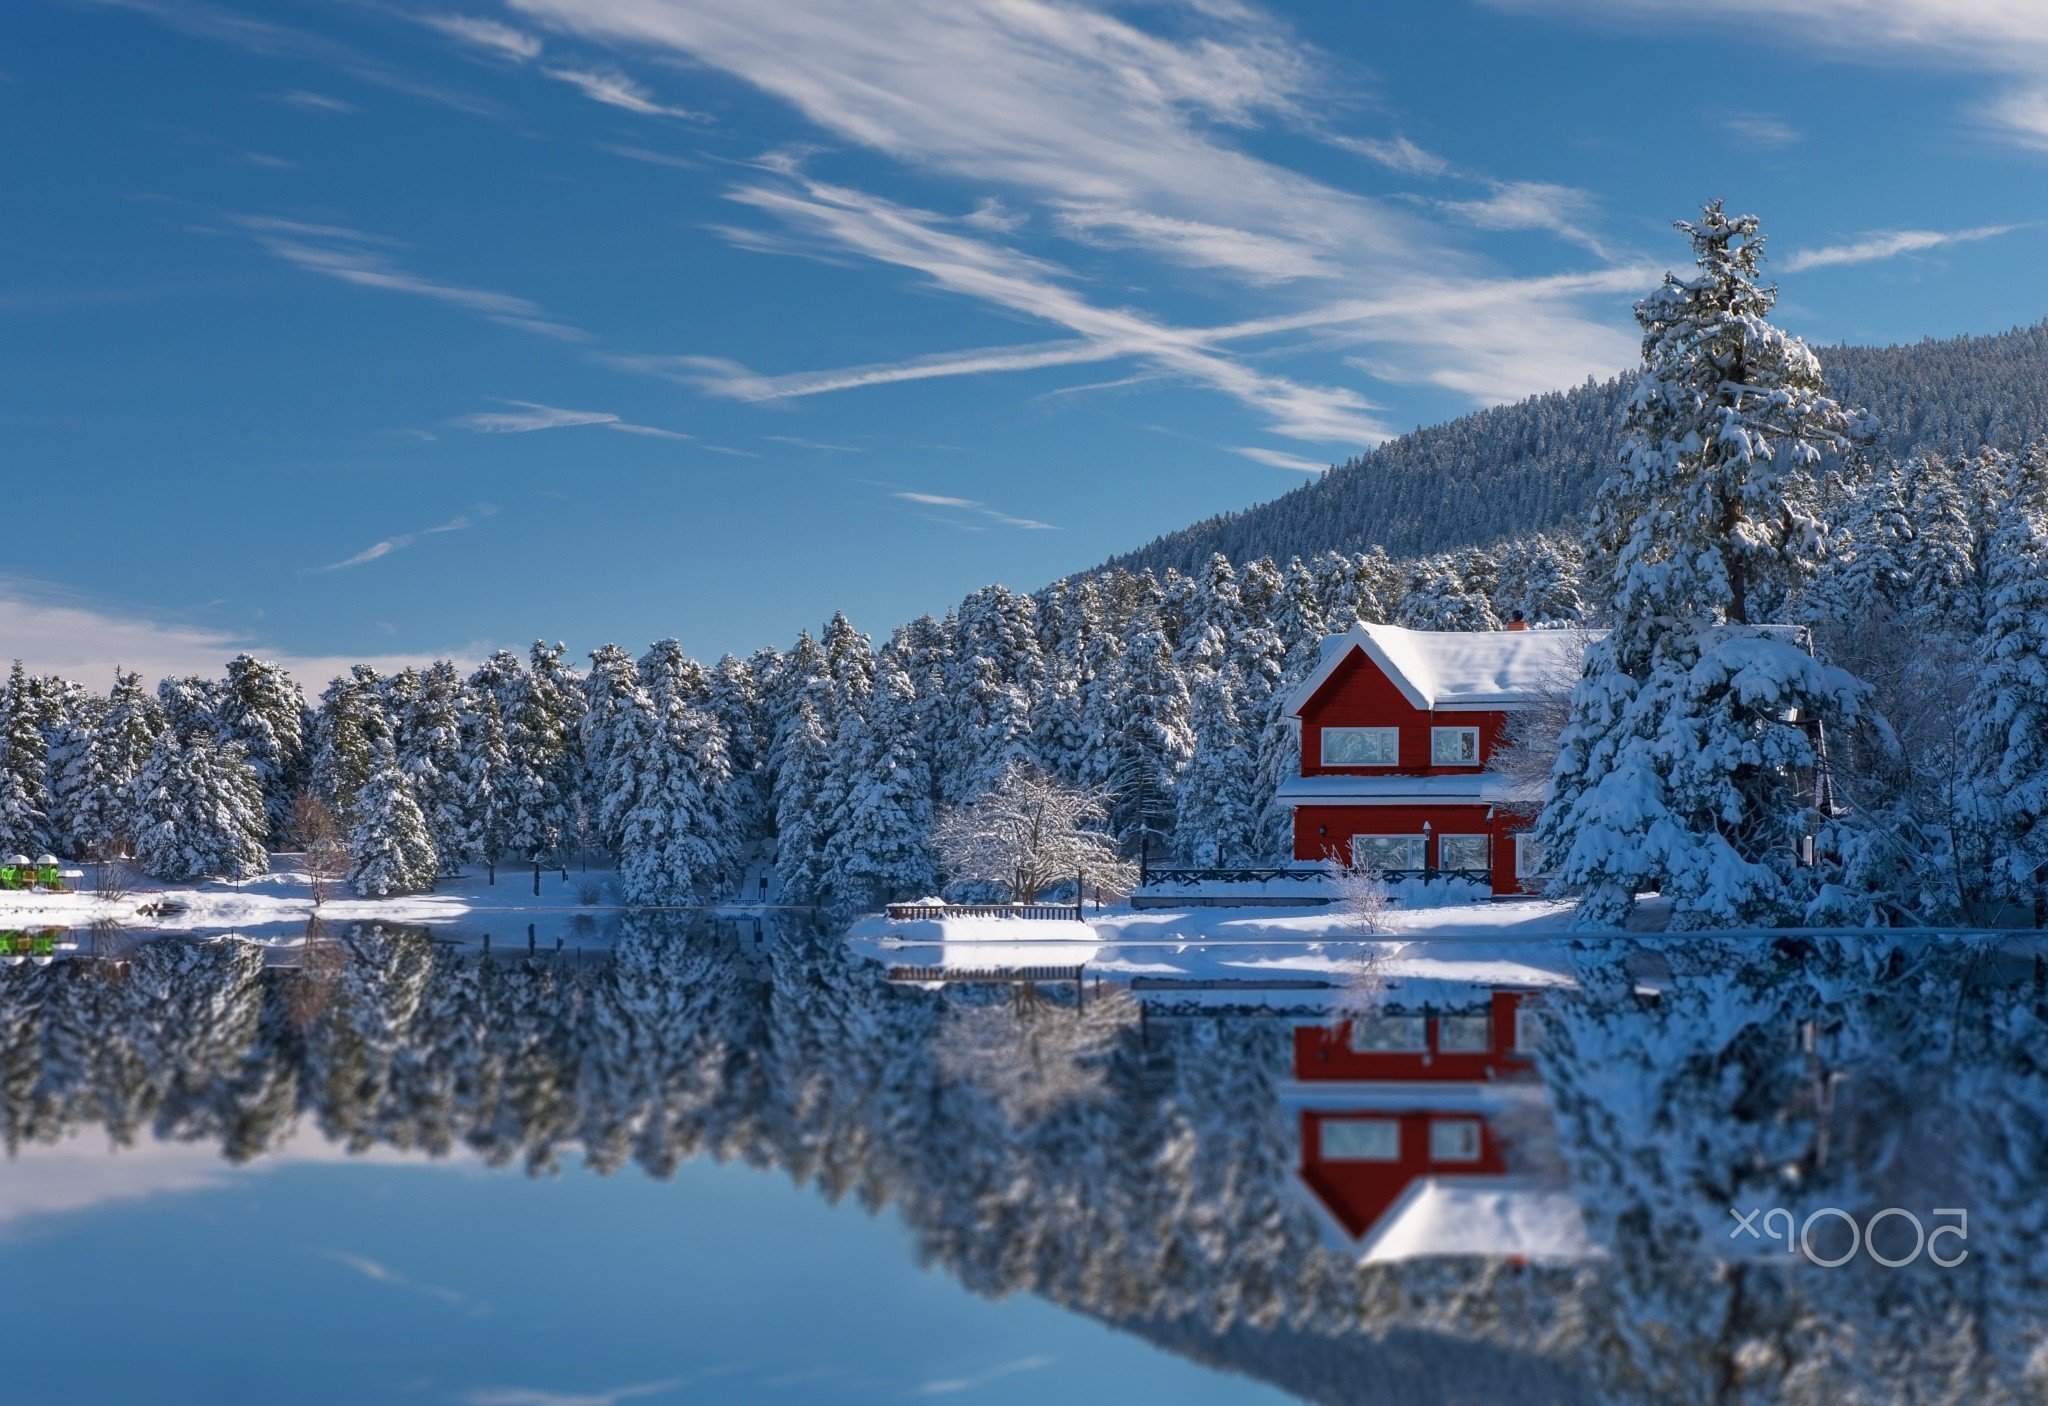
[1437,1012,1492,1053]
[1322,726,1399,766]
[1431,725,1480,766]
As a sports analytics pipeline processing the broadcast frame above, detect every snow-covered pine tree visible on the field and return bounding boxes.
[522,640,587,860]
[312,667,388,818]
[1171,673,1262,866]
[1395,556,1500,630]
[706,652,771,853]
[72,669,166,859]
[1103,627,1193,862]
[346,734,438,897]
[156,674,227,744]
[1541,202,1869,929]
[455,683,512,879]
[43,680,103,859]
[126,730,268,881]
[769,695,833,904]
[821,654,935,911]
[946,586,1040,801]
[820,611,875,720]
[1493,534,1585,625]
[580,643,647,857]
[218,654,308,841]
[619,638,738,902]
[0,662,52,855]
[389,662,471,876]
[1960,445,2048,921]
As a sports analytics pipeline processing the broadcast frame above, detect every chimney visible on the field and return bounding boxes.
[1505,609,1529,632]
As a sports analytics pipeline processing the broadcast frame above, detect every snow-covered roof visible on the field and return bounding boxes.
[1274,773,1542,805]
[1357,1178,1597,1264]
[1285,623,1597,715]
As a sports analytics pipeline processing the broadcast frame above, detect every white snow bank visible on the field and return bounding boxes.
[1361,1179,1597,1263]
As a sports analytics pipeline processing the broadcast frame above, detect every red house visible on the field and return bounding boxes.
[1276,622,1590,896]
[1284,987,1591,1262]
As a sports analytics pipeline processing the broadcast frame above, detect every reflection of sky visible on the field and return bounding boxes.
[2,1136,1286,1405]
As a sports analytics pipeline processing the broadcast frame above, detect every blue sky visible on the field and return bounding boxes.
[5,0,2045,683]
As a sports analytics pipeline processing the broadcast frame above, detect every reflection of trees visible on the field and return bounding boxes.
[1541,936,2048,1405]
[34,924,2042,1401]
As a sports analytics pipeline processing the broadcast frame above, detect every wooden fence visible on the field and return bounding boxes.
[884,902,1085,922]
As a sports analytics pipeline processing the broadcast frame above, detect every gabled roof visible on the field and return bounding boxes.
[1285,623,1595,716]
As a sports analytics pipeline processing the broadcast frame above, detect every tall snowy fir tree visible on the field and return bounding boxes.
[312,668,388,819]
[614,638,737,904]
[455,685,512,880]
[1540,202,1869,929]
[217,654,308,840]
[1960,446,2048,921]
[125,731,268,882]
[579,643,649,857]
[1103,627,1193,861]
[346,734,438,897]
[0,663,52,856]
[822,656,936,912]
[1172,673,1262,866]
[388,662,471,877]
[769,696,833,904]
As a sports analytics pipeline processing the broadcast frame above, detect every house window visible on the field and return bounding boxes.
[1514,1001,1542,1051]
[1429,1118,1483,1163]
[1349,1013,1428,1052]
[1321,726,1399,766]
[1438,1012,1492,1053]
[1431,726,1481,766]
[1438,834,1491,874]
[1320,1117,1402,1162]
[1515,835,1549,878]
[1352,834,1425,873]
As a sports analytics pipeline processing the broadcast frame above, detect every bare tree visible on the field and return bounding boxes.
[1483,629,1587,819]
[92,851,135,906]
[931,763,1136,902]
[931,982,1136,1125]
[288,789,349,907]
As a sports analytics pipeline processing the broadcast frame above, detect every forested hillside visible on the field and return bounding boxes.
[1105,319,2048,575]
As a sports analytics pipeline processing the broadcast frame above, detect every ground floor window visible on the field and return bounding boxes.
[1515,834,1548,878]
[1438,833,1491,873]
[1352,834,1425,872]
[1320,1117,1402,1162]
[1429,1118,1483,1163]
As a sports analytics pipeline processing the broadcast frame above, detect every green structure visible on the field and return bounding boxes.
[0,855,27,891]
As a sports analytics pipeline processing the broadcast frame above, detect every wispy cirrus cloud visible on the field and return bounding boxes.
[912,1356,1055,1396]
[424,13,544,62]
[501,0,1641,442]
[80,0,493,113]
[316,1250,486,1316]
[1487,0,2048,151]
[1781,222,2026,271]
[449,399,692,439]
[272,89,357,114]
[232,216,583,340]
[892,490,1055,531]
[1435,181,1608,256]
[314,505,498,572]
[1721,112,1801,147]
[1330,132,1454,178]
[543,67,704,120]
[452,1380,685,1406]
[1234,445,1332,473]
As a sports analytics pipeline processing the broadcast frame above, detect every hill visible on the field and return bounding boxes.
[1103,319,2048,575]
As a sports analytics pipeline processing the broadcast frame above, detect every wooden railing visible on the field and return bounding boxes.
[883,901,1085,922]
[887,964,1087,983]
[1136,867,1319,887]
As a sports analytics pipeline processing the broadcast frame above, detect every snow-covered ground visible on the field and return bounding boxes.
[0,855,776,946]
[844,898,1586,998]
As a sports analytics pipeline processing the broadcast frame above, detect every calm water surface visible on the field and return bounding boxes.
[3,918,2043,1404]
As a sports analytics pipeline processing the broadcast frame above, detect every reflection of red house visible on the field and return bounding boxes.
[1284,988,1591,1262]
[1276,623,1589,896]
